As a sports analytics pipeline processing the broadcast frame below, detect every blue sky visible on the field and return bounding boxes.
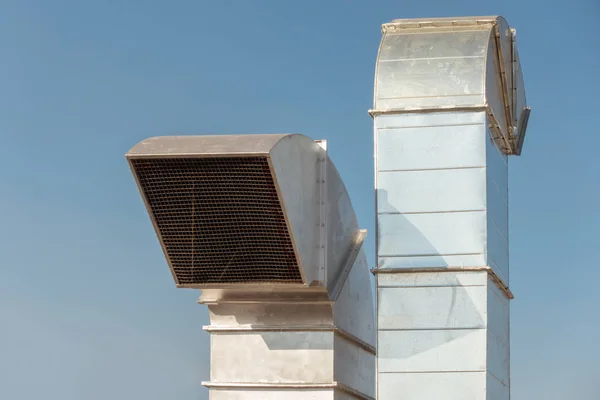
[0,0,598,399]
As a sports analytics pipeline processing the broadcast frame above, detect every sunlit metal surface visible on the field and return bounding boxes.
[127,133,375,399]
[376,271,510,400]
[375,111,493,274]
[128,134,321,287]
[372,15,530,155]
[372,15,530,400]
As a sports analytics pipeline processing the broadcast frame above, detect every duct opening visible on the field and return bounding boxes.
[130,156,302,285]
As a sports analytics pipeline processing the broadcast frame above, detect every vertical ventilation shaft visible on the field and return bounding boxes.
[371,16,530,400]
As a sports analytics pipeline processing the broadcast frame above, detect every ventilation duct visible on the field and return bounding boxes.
[371,15,531,156]
[371,16,530,400]
[127,134,375,399]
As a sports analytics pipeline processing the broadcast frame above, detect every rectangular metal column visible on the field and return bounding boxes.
[374,111,511,399]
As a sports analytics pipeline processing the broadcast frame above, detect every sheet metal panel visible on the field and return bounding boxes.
[486,125,509,278]
[487,329,510,386]
[375,277,511,399]
[126,134,288,157]
[208,303,333,327]
[377,168,486,214]
[487,184,508,241]
[378,372,486,400]
[376,124,486,171]
[378,211,487,257]
[377,30,490,60]
[324,160,361,290]
[487,372,510,400]
[375,28,490,110]
[270,135,322,284]
[487,278,510,345]
[486,220,509,283]
[378,328,486,372]
[210,332,334,383]
[486,128,508,200]
[334,335,375,398]
[376,56,485,99]
[377,285,487,330]
[333,249,376,347]
[487,279,510,393]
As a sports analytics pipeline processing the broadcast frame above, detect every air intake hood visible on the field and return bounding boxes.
[127,134,364,296]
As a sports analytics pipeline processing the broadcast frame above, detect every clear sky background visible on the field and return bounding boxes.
[0,0,598,399]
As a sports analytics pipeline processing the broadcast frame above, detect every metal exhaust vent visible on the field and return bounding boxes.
[126,134,324,288]
[127,133,376,398]
[130,156,300,285]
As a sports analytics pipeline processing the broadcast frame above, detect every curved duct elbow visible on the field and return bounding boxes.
[127,133,375,398]
[126,133,365,296]
[372,16,531,155]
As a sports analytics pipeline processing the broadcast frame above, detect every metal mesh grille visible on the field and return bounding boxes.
[131,157,302,285]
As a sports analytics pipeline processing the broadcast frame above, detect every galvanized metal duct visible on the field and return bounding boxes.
[128,135,328,287]
[371,16,530,155]
[126,133,375,399]
[371,16,531,400]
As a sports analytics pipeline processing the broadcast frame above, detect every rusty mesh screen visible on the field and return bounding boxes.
[131,157,302,285]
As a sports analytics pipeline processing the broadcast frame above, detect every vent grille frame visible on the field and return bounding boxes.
[127,153,307,288]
